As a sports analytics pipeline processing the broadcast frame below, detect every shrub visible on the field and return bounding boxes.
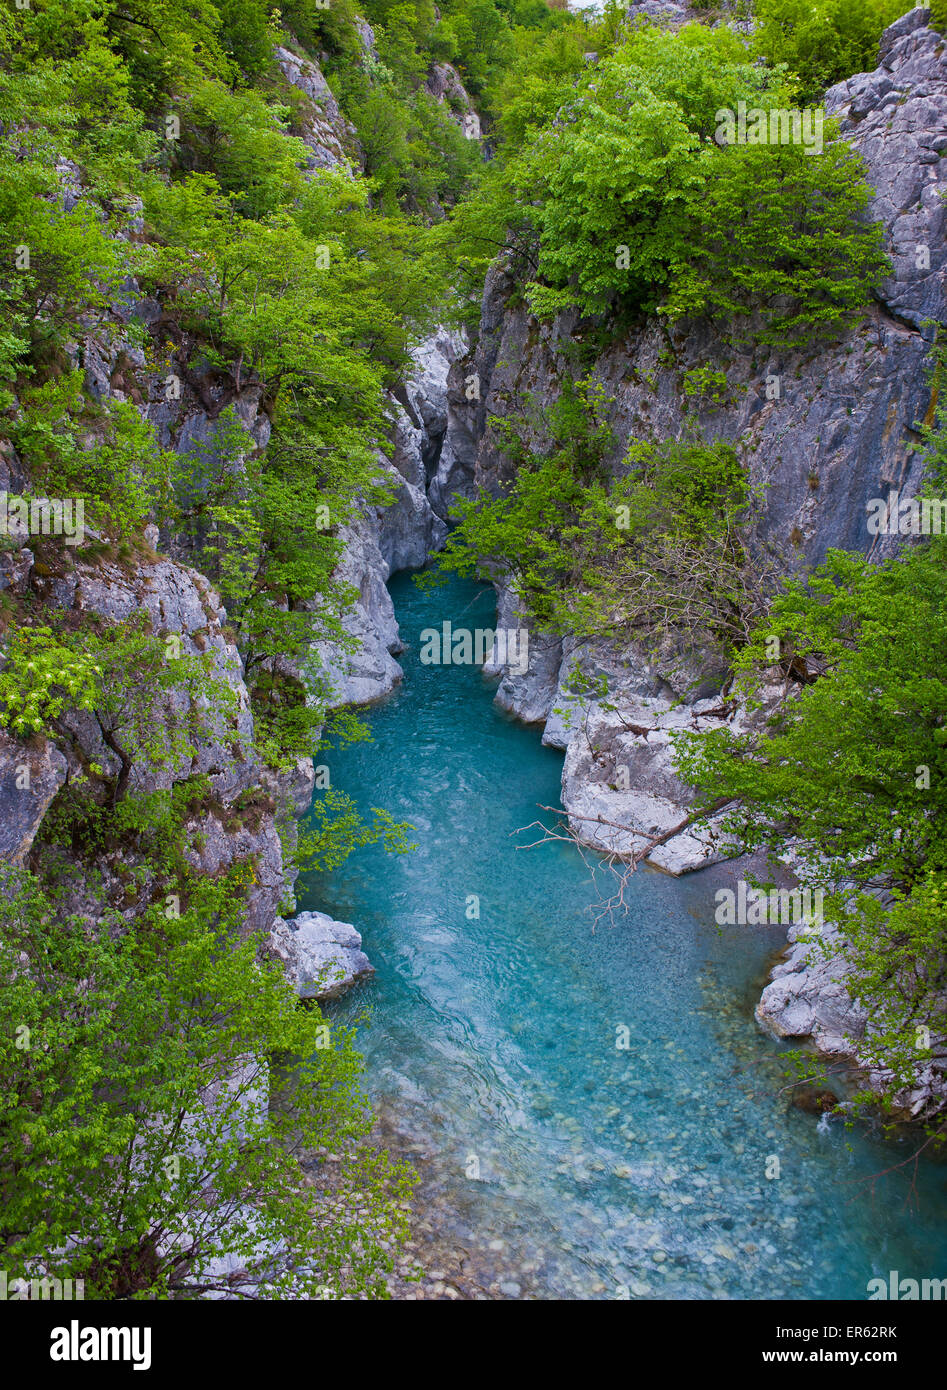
[752,0,916,103]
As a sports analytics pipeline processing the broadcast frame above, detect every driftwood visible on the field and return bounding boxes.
[517,795,736,928]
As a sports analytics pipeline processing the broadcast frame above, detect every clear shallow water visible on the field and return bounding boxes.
[299,571,947,1300]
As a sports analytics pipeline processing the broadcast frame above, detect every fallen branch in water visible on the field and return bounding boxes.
[515,796,737,928]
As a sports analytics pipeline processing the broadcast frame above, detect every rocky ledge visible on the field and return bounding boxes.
[757,918,947,1120]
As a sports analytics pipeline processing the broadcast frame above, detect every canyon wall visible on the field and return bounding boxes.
[429,6,947,1106]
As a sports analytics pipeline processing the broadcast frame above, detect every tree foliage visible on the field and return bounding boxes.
[0,864,414,1300]
[673,402,947,1116]
[432,380,780,659]
[752,0,915,104]
[438,19,889,347]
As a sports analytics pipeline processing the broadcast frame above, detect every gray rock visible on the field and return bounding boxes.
[62,555,256,798]
[377,472,448,574]
[0,544,33,596]
[756,922,867,1052]
[19,547,301,938]
[184,809,286,937]
[559,704,740,874]
[276,46,360,173]
[484,580,562,724]
[0,435,26,492]
[425,63,481,140]
[625,0,690,22]
[311,326,468,706]
[0,729,68,864]
[465,15,946,577]
[826,8,947,333]
[755,860,947,1118]
[389,400,426,490]
[270,910,374,1000]
[270,756,316,818]
[400,324,471,517]
[312,514,404,708]
[356,19,378,62]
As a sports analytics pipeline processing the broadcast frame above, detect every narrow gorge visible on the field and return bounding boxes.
[1,0,946,1335]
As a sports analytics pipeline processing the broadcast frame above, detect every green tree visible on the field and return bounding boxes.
[753,0,915,104]
[672,401,947,1117]
[662,132,890,348]
[508,23,887,340]
[0,865,414,1299]
[432,381,779,659]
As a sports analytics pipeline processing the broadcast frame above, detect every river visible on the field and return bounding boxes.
[298,569,947,1300]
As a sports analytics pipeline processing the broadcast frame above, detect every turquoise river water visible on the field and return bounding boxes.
[299,570,947,1300]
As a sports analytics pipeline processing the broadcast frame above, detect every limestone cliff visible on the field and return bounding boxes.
[430,6,947,1101]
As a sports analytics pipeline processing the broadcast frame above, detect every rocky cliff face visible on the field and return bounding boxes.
[433,7,947,1093]
[444,3,945,807]
[459,8,945,579]
[314,326,465,707]
[425,62,483,141]
[0,25,468,997]
[0,521,312,938]
[277,44,363,172]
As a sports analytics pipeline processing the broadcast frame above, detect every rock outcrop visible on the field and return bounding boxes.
[556,678,784,874]
[757,918,947,1120]
[269,910,375,1000]
[560,702,734,875]
[6,542,306,938]
[277,45,362,173]
[0,729,68,865]
[387,322,472,530]
[425,62,482,141]
[828,5,947,338]
[314,326,465,706]
[314,512,405,709]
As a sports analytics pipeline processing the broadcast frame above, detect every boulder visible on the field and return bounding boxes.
[756,921,870,1053]
[270,911,375,1000]
[559,701,746,873]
